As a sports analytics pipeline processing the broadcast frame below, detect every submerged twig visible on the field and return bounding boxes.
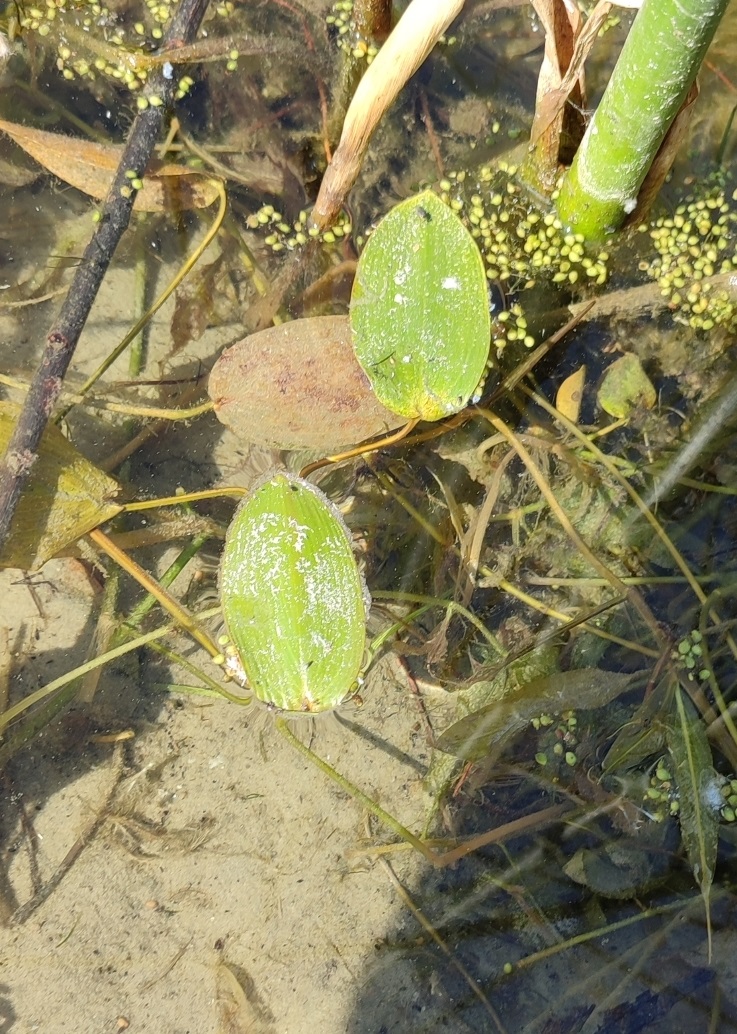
[12,745,127,924]
[0,0,212,554]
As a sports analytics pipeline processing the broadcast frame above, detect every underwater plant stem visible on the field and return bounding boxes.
[0,0,211,555]
[274,716,438,864]
[311,0,463,228]
[89,527,223,661]
[299,419,419,478]
[129,232,150,378]
[556,0,730,238]
[123,532,210,630]
[353,0,392,40]
[378,855,509,1032]
[481,411,666,650]
[124,486,246,512]
[373,590,505,657]
[11,745,127,925]
[68,181,226,408]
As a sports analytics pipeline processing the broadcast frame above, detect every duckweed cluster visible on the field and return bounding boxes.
[17,0,237,95]
[326,1,379,63]
[442,163,609,288]
[673,629,711,682]
[249,160,613,357]
[438,162,610,352]
[532,710,579,773]
[326,1,457,62]
[719,777,737,824]
[639,183,737,332]
[643,760,679,822]
[245,204,353,250]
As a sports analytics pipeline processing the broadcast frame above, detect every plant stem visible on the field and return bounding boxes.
[353,0,392,40]
[556,0,730,239]
[274,715,437,863]
[0,0,211,554]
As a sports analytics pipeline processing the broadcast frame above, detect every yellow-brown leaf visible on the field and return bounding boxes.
[0,118,219,211]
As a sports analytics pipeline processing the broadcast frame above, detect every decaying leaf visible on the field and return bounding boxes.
[0,401,122,570]
[597,353,656,419]
[527,0,586,183]
[563,827,673,899]
[556,364,586,423]
[215,961,274,1034]
[667,683,719,957]
[0,118,220,212]
[208,315,404,452]
[437,667,640,763]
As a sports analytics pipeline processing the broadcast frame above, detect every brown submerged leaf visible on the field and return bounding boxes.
[0,118,219,211]
[0,401,122,570]
[208,315,404,452]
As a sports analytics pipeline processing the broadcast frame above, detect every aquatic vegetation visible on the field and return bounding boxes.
[640,180,737,331]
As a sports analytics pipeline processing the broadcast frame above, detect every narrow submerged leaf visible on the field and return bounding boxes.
[667,683,719,958]
[0,118,219,211]
[219,472,368,713]
[0,401,122,570]
[602,674,672,773]
[437,668,639,762]
[350,190,491,421]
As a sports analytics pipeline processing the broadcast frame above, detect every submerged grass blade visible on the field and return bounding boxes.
[667,682,719,959]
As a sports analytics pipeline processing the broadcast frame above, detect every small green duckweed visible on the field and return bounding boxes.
[441,162,609,289]
[639,182,737,332]
[720,777,737,824]
[532,710,579,776]
[246,205,353,251]
[643,758,680,821]
[19,0,237,93]
[325,0,457,62]
[248,160,612,359]
[326,0,379,63]
[674,629,711,682]
[439,163,610,354]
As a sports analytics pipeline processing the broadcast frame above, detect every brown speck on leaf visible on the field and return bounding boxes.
[7,448,36,476]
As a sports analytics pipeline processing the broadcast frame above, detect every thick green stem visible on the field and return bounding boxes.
[556,0,730,239]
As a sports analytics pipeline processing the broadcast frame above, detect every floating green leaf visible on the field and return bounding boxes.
[350,189,491,421]
[219,472,369,713]
[667,683,719,957]
[0,401,122,570]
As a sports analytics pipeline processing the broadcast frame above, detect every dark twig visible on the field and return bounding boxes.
[0,0,211,553]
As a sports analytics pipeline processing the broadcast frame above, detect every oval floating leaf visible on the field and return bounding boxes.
[219,472,368,712]
[350,189,491,421]
[209,315,404,451]
[0,401,123,570]
[0,118,219,212]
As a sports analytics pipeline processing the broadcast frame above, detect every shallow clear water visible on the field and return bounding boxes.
[1,1,737,1032]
